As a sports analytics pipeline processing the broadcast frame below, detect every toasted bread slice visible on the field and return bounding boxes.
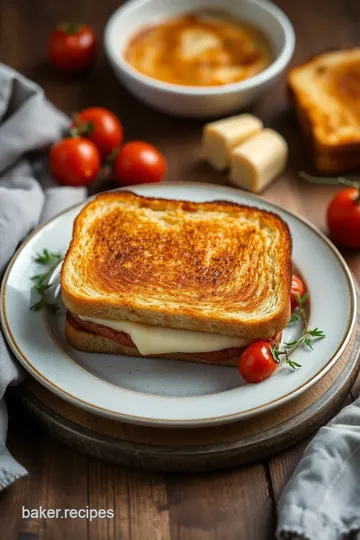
[61,191,292,339]
[65,319,282,367]
[288,48,360,172]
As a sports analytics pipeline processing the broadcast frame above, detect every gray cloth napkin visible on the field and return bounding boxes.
[277,308,360,540]
[0,64,86,490]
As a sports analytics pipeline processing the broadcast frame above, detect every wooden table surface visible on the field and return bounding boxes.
[1,0,360,539]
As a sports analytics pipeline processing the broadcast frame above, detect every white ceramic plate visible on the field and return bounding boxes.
[1,183,357,427]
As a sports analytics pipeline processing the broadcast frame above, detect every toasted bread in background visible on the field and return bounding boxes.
[288,48,360,173]
[61,191,292,340]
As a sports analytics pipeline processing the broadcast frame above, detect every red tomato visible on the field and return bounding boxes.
[73,107,123,158]
[327,188,360,249]
[50,137,101,186]
[49,23,96,72]
[290,274,306,309]
[238,342,278,383]
[114,141,166,185]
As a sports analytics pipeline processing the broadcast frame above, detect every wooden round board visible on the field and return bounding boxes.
[13,303,360,472]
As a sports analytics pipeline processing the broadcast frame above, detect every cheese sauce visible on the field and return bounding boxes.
[124,13,273,87]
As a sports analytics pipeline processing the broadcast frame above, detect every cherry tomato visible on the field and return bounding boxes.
[73,107,123,158]
[114,141,166,185]
[327,188,360,249]
[49,23,96,72]
[238,342,278,383]
[290,274,306,309]
[50,137,101,186]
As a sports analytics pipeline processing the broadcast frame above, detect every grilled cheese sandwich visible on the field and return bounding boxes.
[61,191,292,366]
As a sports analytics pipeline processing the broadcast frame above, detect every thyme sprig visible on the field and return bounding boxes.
[271,293,325,370]
[30,249,62,312]
[299,172,360,203]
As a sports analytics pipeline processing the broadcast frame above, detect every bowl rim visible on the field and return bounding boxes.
[104,0,296,96]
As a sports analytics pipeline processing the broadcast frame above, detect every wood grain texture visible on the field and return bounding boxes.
[0,412,48,540]
[0,0,360,539]
[43,440,88,540]
[87,460,116,540]
[118,470,170,540]
[167,466,274,540]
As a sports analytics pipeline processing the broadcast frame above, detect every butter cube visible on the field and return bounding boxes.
[202,114,263,170]
[230,129,288,193]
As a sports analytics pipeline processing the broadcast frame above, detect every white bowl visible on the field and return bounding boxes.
[104,0,295,118]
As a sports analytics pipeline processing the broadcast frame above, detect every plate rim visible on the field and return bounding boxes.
[1,182,357,426]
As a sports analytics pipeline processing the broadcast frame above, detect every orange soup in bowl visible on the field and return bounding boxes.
[124,12,273,87]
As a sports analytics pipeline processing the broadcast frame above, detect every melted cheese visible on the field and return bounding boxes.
[78,316,250,356]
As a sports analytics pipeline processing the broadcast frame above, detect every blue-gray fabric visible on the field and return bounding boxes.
[277,377,360,540]
[0,64,86,490]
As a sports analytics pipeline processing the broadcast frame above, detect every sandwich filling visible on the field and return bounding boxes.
[67,312,279,362]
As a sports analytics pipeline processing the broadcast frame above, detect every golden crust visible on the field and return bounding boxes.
[61,191,292,339]
[288,48,360,173]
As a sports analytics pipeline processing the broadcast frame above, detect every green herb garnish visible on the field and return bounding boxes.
[271,292,325,370]
[289,313,299,324]
[30,249,62,312]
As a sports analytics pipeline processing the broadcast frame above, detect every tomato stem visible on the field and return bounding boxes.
[77,121,94,137]
[106,147,120,168]
[299,171,360,190]
[67,119,93,139]
[57,22,80,34]
[68,127,79,138]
